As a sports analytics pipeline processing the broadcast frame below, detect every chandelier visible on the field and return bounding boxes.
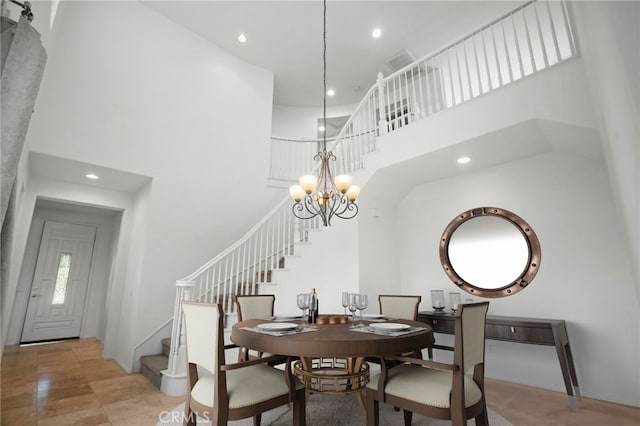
[289,0,360,227]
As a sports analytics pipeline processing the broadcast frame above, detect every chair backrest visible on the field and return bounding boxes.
[182,301,224,375]
[455,302,490,372]
[236,294,275,321]
[378,294,422,320]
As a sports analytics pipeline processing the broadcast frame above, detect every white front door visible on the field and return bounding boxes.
[21,221,97,343]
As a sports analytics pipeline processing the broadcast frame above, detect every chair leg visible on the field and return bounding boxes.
[253,413,262,426]
[403,409,413,426]
[475,401,489,426]
[293,388,306,426]
[366,389,379,426]
[183,400,195,426]
[451,411,467,426]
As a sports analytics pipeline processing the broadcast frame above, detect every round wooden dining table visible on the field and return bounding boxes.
[231,318,434,359]
[231,317,434,412]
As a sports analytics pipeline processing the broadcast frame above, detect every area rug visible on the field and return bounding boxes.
[158,394,512,425]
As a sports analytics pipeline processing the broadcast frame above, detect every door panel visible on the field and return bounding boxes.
[21,221,97,342]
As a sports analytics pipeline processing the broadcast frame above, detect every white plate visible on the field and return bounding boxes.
[370,323,411,331]
[363,314,386,319]
[257,322,298,331]
[274,314,302,320]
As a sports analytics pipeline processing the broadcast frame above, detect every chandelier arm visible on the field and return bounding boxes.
[333,199,359,220]
[329,194,349,216]
[302,196,320,216]
[292,201,312,221]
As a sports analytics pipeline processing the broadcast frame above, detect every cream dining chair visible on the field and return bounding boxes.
[235,294,276,361]
[365,301,490,426]
[181,301,305,426]
[378,294,422,320]
[378,294,423,360]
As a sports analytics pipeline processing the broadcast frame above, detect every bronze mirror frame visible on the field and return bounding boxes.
[439,207,541,298]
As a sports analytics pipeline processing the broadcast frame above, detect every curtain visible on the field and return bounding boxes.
[1,15,47,224]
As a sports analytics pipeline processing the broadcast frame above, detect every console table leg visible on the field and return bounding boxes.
[564,342,581,401]
[568,395,578,412]
[552,326,579,412]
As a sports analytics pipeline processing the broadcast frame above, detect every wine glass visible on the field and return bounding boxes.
[348,293,359,328]
[297,293,309,325]
[355,294,368,325]
[341,292,349,315]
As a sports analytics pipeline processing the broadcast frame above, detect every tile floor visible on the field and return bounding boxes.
[1,339,182,425]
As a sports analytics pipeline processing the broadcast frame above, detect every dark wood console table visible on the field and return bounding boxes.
[418,311,581,411]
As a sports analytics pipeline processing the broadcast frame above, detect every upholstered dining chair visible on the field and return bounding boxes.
[365,301,490,426]
[181,301,305,426]
[378,294,422,320]
[378,294,424,360]
[235,294,276,361]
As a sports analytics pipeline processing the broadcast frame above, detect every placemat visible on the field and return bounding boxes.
[242,325,319,337]
[349,325,426,337]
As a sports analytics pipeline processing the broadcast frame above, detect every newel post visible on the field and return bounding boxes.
[376,72,388,135]
[162,279,194,396]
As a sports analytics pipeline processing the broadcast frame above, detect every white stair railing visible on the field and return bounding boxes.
[269,0,576,182]
[151,0,576,385]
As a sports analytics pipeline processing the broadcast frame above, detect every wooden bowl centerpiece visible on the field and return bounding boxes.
[316,315,350,325]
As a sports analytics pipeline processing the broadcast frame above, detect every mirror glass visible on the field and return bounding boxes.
[439,207,541,298]
[448,216,529,289]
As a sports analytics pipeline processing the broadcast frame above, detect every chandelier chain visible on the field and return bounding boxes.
[322,0,327,153]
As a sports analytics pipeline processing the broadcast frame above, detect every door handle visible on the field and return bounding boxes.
[31,294,39,298]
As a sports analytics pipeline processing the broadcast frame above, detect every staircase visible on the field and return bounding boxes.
[138,257,285,391]
[134,0,576,395]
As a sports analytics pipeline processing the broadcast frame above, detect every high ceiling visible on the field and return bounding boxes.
[142,1,525,107]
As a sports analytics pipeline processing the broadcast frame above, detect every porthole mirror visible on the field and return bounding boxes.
[439,207,541,298]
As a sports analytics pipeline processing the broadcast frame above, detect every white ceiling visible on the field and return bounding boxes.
[141,1,526,107]
[29,152,151,193]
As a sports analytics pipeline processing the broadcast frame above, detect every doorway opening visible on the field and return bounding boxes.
[10,199,123,346]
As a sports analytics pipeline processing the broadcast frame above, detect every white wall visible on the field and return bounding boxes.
[571,1,640,287]
[272,218,360,315]
[7,0,282,369]
[387,152,638,406]
[272,103,358,139]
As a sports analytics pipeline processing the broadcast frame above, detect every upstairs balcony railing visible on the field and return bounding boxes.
[133,0,577,383]
[269,0,576,182]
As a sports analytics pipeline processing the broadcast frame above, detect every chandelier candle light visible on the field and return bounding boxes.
[289,0,360,227]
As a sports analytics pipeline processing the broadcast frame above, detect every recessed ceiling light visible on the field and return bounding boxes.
[372,28,382,38]
[318,125,325,132]
[237,33,247,43]
[327,89,335,97]
[85,173,99,180]
[457,157,471,164]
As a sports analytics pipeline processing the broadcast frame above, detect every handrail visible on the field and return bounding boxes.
[384,0,537,84]
[132,317,173,351]
[272,136,335,143]
[177,196,290,282]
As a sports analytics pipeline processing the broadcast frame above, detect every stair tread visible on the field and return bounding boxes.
[140,354,168,375]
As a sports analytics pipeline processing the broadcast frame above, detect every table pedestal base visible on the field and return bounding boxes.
[294,357,369,413]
